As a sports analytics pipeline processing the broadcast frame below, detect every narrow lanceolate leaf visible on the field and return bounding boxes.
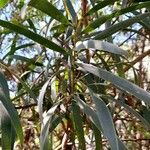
[0,0,9,8]
[0,72,23,143]
[38,78,51,123]
[117,100,150,130]
[74,96,102,131]
[72,101,86,150]
[29,0,69,25]
[63,0,77,22]
[90,92,119,150]
[0,20,68,55]
[92,123,103,150]
[78,63,150,105]
[0,102,16,150]
[83,2,150,33]
[75,40,128,56]
[87,0,118,15]
[40,103,60,150]
[75,96,127,149]
[94,13,150,40]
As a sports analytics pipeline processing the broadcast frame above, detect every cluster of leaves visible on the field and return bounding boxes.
[0,0,150,149]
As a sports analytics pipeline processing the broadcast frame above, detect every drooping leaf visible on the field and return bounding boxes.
[0,71,23,144]
[38,78,51,123]
[0,20,68,55]
[63,0,77,22]
[94,13,150,40]
[75,96,127,149]
[40,102,60,150]
[87,0,118,15]
[0,102,16,150]
[29,0,69,25]
[75,40,128,56]
[117,100,150,130]
[72,101,86,150]
[90,91,119,150]
[0,0,9,9]
[92,123,103,150]
[78,63,150,105]
[83,2,150,33]
[75,96,102,131]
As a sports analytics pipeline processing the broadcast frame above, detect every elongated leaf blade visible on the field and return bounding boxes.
[0,20,68,55]
[92,123,103,150]
[75,96,102,131]
[38,78,51,123]
[29,0,69,24]
[84,2,150,33]
[0,102,16,150]
[76,40,128,56]
[40,103,60,150]
[95,13,150,40]
[72,101,86,150]
[90,92,118,150]
[64,0,77,22]
[78,63,150,105]
[87,0,118,15]
[0,72,23,143]
[118,100,150,130]
[75,96,127,149]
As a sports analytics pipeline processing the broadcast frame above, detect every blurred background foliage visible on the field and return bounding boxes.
[0,0,150,149]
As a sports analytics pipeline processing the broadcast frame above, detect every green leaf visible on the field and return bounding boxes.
[75,96,127,149]
[38,78,51,122]
[40,103,60,150]
[94,13,150,40]
[90,91,118,150]
[118,100,150,130]
[87,0,118,15]
[63,0,77,22]
[29,0,69,25]
[0,20,68,55]
[0,0,9,9]
[72,101,86,150]
[0,102,16,150]
[76,40,128,56]
[83,2,150,33]
[0,72,23,144]
[92,123,103,150]
[78,63,150,105]
[75,96,102,131]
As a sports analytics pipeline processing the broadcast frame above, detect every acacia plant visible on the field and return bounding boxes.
[0,0,150,149]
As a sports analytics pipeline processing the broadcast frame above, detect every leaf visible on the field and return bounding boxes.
[78,63,150,105]
[63,0,77,22]
[92,123,103,150]
[117,100,150,130]
[29,0,69,25]
[0,20,68,55]
[72,101,86,150]
[83,2,150,33]
[87,0,118,15]
[0,102,16,150]
[0,71,23,144]
[90,91,119,150]
[0,0,9,9]
[74,96,102,131]
[75,95,127,149]
[94,13,150,40]
[38,78,51,123]
[40,103,60,150]
[76,40,128,56]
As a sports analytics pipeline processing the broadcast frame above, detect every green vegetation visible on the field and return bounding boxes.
[0,0,150,149]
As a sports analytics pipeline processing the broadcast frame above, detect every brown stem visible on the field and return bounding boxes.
[124,49,150,72]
